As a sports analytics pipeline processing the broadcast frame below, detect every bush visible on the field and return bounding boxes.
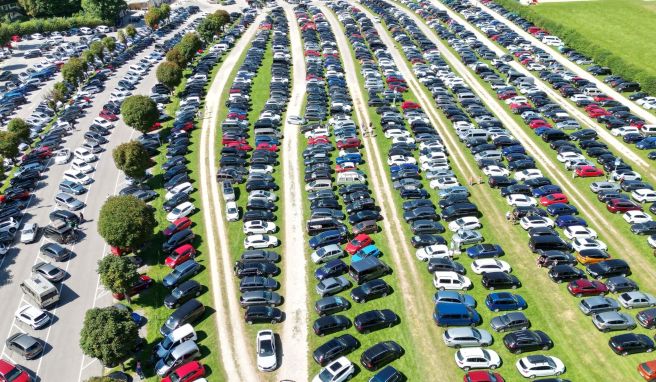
[0,15,106,44]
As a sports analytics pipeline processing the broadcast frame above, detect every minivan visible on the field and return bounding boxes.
[640,125,656,137]
[153,324,197,359]
[433,302,481,327]
[160,299,205,336]
[155,340,200,376]
[349,257,391,285]
[529,235,572,253]
[307,217,341,236]
[336,171,366,186]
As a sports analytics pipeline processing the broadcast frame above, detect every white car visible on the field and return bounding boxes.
[448,217,481,232]
[611,126,639,137]
[506,194,537,207]
[0,217,19,234]
[311,357,355,382]
[471,259,512,274]
[244,234,279,249]
[611,171,641,182]
[416,244,451,261]
[430,176,459,190]
[455,348,501,371]
[63,169,92,185]
[70,158,94,174]
[514,169,543,181]
[165,182,193,200]
[624,211,652,224]
[226,201,239,222]
[256,330,277,372]
[433,271,471,291]
[243,220,276,235]
[286,115,305,125]
[19,223,39,244]
[516,355,565,379]
[482,166,509,177]
[73,147,97,163]
[632,189,656,203]
[54,149,72,164]
[93,118,115,129]
[388,155,416,166]
[563,226,598,240]
[15,304,50,329]
[571,237,607,252]
[556,152,585,163]
[519,216,554,230]
[166,201,196,222]
[650,235,656,249]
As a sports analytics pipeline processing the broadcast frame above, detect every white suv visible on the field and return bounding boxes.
[312,357,355,382]
[516,355,565,378]
[0,217,19,234]
[455,348,501,370]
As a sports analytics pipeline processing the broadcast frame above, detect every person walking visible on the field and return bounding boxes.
[79,212,84,224]
[136,361,145,380]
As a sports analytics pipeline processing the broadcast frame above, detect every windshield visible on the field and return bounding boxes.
[259,339,274,356]
[172,288,184,298]
[160,336,174,350]
[318,369,334,382]
[4,366,23,380]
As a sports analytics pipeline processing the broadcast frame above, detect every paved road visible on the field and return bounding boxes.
[0,8,212,381]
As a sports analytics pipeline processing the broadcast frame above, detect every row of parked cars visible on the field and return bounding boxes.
[296,4,409,382]
[386,0,656,378]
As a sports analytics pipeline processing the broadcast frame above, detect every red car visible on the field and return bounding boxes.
[345,234,373,255]
[528,119,551,129]
[336,138,360,149]
[0,359,31,382]
[256,142,278,152]
[23,146,52,161]
[0,189,30,203]
[165,244,197,268]
[607,198,643,213]
[401,101,420,110]
[335,163,357,173]
[308,136,329,145]
[222,137,247,145]
[497,91,517,100]
[587,108,611,118]
[110,246,132,256]
[567,279,608,297]
[112,275,153,300]
[463,371,505,382]
[11,35,21,42]
[99,110,118,121]
[575,166,604,178]
[594,95,613,102]
[174,122,195,132]
[149,122,162,131]
[164,217,192,236]
[227,112,246,120]
[225,142,252,151]
[540,193,569,206]
[162,361,205,382]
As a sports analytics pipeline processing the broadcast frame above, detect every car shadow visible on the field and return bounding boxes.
[0,248,18,286]
[3,63,27,71]
[38,341,54,358]
[56,283,80,307]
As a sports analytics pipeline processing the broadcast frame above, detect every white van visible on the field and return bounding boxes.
[433,271,472,291]
[20,274,59,309]
[153,324,197,359]
[583,88,604,97]
[542,36,563,46]
[336,171,366,186]
[640,125,656,137]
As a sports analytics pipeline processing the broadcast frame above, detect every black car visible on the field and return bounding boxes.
[481,272,521,290]
[350,279,391,303]
[313,315,351,336]
[49,209,80,225]
[606,276,639,293]
[608,333,654,355]
[587,259,631,279]
[244,306,283,324]
[427,258,466,274]
[411,234,446,248]
[164,280,202,308]
[548,264,586,283]
[233,261,279,278]
[360,341,404,371]
[240,250,280,263]
[162,229,194,252]
[354,309,398,334]
[403,206,438,222]
[163,192,190,212]
[536,250,577,268]
[348,210,381,225]
[239,276,278,292]
[631,221,656,235]
[243,210,275,222]
[315,259,349,281]
[503,330,553,354]
[410,219,445,234]
[314,296,351,316]
[312,334,359,366]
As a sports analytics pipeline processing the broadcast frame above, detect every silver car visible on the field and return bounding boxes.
[20,223,38,244]
[32,262,66,282]
[453,230,484,247]
[316,276,351,297]
[618,291,656,309]
[579,296,620,315]
[54,192,85,211]
[592,311,636,332]
[442,327,493,348]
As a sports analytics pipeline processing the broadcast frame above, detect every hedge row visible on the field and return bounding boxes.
[492,0,656,96]
[0,14,106,44]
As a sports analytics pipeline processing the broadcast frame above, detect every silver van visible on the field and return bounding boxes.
[154,324,197,359]
[336,171,366,186]
[155,340,200,376]
[474,150,503,162]
[640,125,656,137]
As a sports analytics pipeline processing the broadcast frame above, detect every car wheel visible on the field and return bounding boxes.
[271,319,277,324]
[381,292,387,297]
[489,286,494,291]
[494,308,499,312]
[439,286,445,291]
[463,367,470,371]
[648,348,654,353]
[247,320,253,325]
[622,351,628,356]
[576,293,582,297]
[490,365,497,370]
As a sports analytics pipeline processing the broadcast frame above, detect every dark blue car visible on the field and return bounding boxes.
[532,185,562,197]
[309,228,347,249]
[637,137,656,150]
[315,259,348,281]
[467,244,505,259]
[485,292,528,312]
[546,203,579,216]
[433,302,481,327]
[502,145,526,156]
[555,215,587,228]
[336,153,362,165]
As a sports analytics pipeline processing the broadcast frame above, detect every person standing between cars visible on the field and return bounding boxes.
[136,360,145,380]
[79,212,84,224]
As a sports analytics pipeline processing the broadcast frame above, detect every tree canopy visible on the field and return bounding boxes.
[178,33,202,63]
[97,195,156,249]
[0,131,20,159]
[89,40,105,63]
[79,307,140,368]
[120,95,159,134]
[62,57,85,85]
[81,0,127,22]
[112,141,152,179]
[97,255,139,302]
[156,61,182,91]
[125,24,136,37]
[166,46,186,68]
[7,118,31,142]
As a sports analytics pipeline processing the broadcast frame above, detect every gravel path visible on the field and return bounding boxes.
[198,14,264,382]
[275,4,309,381]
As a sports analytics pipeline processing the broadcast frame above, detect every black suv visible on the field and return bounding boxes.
[312,334,359,366]
[350,279,391,303]
[503,330,553,354]
[360,341,404,371]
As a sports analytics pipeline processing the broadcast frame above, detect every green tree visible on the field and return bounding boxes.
[197,13,222,43]
[0,131,20,158]
[160,4,171,21]
[214,9,230,32]
[97,255,139,303]
[120,95,159,134]
[81,0,127,22]
[89,41,105,63]
[112,141,151,179]
[86,377,122,382]
[7,118,30,142]
[97,195,156,249]
[125,24,136,38]
[82,50,96,68]
[0,25,12,46]
[79,307,140,368]
[156,61,182,91]
[102,36,115,53]
[45,81,68,111]
[166,46,186,68]
[17,0,48,17]
[178,33,201,63]
[144,6,162,30]
[116,29,125,44]
[62,57,85,85]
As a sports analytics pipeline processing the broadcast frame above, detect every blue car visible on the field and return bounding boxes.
[502,145,526,156]
[467,244,505,259]
[336,153,362,165]
[432,290,477,308]
[352,245,381,262]
[400,188,429,199]
[555,215,587,228]
[534,126,551,136]
[532,185,562,197]
[637,137,656,150]
[309,228,348,249]
[546,203,579,216]
[433,302,481,327]
[255,136,279,146]
[390,163,419,173]
[315,259,348,281]
[485,292,528,312]
[130,312,146,327]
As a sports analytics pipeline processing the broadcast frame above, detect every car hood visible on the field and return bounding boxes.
[258,353,277,370]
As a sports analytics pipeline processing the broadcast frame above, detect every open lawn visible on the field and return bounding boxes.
[530,0,656,77]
